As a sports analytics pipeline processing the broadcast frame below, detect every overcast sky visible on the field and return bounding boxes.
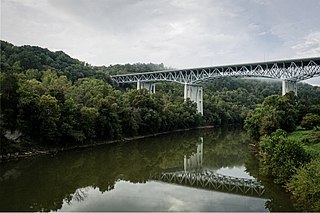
[1,0,320,84]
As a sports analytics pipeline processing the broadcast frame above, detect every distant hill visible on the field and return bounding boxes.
[0,40,167,82]
[0,40,83,71]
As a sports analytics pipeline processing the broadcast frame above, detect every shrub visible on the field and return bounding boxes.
[300,113,320,130]
[259,129,311,184]
[286,160,320,211]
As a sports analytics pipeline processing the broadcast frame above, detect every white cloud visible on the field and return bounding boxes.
[292,32,320,57]
[252,0,272,5]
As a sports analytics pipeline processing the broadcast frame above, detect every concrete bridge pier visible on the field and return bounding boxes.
[137,81,156,93]
[184,83,203,115]
[282,80,297,96]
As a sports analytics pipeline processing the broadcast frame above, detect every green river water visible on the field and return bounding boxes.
[0,127,297,211]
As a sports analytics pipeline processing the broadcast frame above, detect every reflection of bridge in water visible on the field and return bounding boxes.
[152,169,265,197]
[151,138,265,197]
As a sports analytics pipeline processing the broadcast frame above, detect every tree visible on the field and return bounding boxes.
[95,98,121,139]
[0,73,19,131]
[119,107,141,136]
[67,78,110,107]
[245,94,298,139]
[38,94,61,142]
[59,98,85,142]
[41,70,72,103]
[79,106,99,140]
[25,69,42,80]
[16,78,46,137]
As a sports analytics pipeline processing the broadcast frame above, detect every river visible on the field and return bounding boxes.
[0,127,297,211]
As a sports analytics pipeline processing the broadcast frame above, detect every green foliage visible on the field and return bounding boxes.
[0,68,202,147]
[287,129,320,145]
[286,160,320,211]
[296,83,320,122]
[59,98,84,142]
[244,93,298,139]
[38,94,61,142]
[79,106,99,140]
[16,79,45,137]
[0,73,19,132]
[287,130,312,142]
[96,98,121,139]
[203,84,266,126]
[300,113,320,130]
[103,62,167,75]
[302,139,320,158]
[259,129,311,184]
[66,78,110,107]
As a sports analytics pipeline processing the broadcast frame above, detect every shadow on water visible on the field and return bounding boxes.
[0,126,297,211]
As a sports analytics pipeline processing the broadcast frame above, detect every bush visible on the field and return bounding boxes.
[244,94,298,139]
[300,113,320,130]
[286,160,320,211]
[259,129,311,184]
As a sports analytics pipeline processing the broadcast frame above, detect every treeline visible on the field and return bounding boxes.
[244,93,320,211]
[0,70,201,146]
[0,41,203,152]
[1,40,168,83]
[1,40,320,153]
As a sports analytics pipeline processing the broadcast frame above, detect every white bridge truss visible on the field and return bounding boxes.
[111,57,320,114]
[111,57,320,84]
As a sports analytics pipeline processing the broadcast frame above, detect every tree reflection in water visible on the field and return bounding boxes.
[0,127,297,211]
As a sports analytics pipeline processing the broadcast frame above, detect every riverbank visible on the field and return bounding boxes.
[287,129,320,158]
[0,125,215,163]
[286,129,320,211]
[253,128,320,211]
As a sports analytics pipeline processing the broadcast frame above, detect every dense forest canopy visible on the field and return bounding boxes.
[1,40,320,153]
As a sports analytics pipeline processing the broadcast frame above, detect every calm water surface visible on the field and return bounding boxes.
[0,127,297,211]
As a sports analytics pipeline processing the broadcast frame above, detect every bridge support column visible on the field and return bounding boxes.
[282,80,297,96]
[184,83,203,115]
[137,81,156,93]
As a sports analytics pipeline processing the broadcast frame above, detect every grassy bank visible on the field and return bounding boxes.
[286,129,320,211]
[253,128,320,211]
[288,129,320,158]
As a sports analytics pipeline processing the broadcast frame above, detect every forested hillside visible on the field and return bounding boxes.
[1,40,319,154]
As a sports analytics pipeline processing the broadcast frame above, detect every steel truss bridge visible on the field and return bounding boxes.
[151,169,265,197]
[111,57,320,114]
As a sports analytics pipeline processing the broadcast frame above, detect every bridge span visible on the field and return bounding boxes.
[111,57,320,114]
